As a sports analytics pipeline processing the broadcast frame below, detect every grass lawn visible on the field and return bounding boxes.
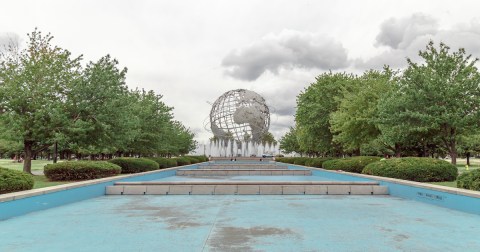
[0,159,54,171]
[429,181,457,188]
[425,158,479,189]
[0,159,72,189]
[33,175,72,189]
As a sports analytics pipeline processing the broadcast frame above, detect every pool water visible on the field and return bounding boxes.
[1,195,479,251]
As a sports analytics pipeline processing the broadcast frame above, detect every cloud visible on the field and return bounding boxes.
[357,14,480,70]
[222,30,349,81]
[375,13,438,49]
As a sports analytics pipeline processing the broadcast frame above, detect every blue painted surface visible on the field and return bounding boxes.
[0,165,196,220]
[306,166,480,215]
[0,195,479,251]
[1,161,480,221]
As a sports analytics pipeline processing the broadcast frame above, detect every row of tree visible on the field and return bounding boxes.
[0,29,197,173]
[280,41,480,164]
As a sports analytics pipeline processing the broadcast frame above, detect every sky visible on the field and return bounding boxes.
[2,0,480,144]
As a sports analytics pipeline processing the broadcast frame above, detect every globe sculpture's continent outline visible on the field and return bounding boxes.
[210,89,270,143]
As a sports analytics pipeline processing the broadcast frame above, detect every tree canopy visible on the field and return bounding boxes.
[281,41,480,164]
[0,29,196,173]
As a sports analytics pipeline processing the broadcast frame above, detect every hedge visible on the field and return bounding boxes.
[108,158,159,173]
[187,155,208,162]
[173,157,191,166]
[44,161,121,181]
[293,157,310,166]
[457,169,480,191]
[0,167,34,194]
[275,157,300,164]
[184,156,200,164]
[304,157,335,168]
[323,156,381,173]
[148,157,178,168]
[362,157,458,182]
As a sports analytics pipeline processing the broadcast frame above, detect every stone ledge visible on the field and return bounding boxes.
[114,181,380,186]
[106,184,384,195]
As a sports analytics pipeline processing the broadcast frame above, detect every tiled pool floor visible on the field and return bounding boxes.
[1,195,479,251]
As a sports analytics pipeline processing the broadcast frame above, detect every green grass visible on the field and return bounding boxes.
[0,159,54,171]
[0,159,72,190]
[425,158,478,189]
[429,181,457,188]
[33,175,72,189]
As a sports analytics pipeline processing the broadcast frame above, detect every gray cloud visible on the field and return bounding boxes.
[222,30,349,81]
[376,13,438,49]
[357,15,480,70]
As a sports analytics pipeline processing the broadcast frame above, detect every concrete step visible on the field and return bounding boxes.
[198,164,287,169]
[211,157,274,162]
[176,169,311,176]
[106,181,388,195]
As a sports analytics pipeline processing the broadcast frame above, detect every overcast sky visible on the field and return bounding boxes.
[2,0,480,143]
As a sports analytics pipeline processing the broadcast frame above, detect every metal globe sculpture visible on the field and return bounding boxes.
[210,89,270,143]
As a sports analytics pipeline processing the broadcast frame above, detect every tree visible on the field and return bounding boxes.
[261,132,277,147]
[330,69,394,154]
[295,72,354,156]
[127,89,174,156]
[279,127,301,155]
[377,41,480,164]
[0,29,82,173]
[62,55,131,158]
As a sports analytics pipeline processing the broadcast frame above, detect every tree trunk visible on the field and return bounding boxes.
[449,141,457,165]
[395,143,401,158]
[23,140,33,174]
[53,141,58,163]
[466,152,471,166]
[353,148,360,156]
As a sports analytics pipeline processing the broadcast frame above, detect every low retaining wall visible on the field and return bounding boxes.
[106,181,388,195]
[177,169,311,176]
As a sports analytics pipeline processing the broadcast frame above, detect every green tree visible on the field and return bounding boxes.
[279,127,301,155]
[261,132,277,147]
[377,41,480,164]
[63,55,131,158]
[295,72,354,155]
[127,89,174,156]
[0,29,82,173]
[330,69,394,154]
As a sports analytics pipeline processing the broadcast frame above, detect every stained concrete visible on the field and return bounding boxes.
[1,195,479,251]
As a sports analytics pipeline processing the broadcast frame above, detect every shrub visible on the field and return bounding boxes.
[187,155,208,162]
[323,156,381,173]
[293,157,310,165]
[44,161,121,181]
[362,157,457,182]
[184,156,200,164]
[108,158,159,173]
[457,169,480,190]
[275,157,296,164]
[305,157,335,168]
[148,157,178,168]
[174,157,191,166]
[0,167,34,194]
